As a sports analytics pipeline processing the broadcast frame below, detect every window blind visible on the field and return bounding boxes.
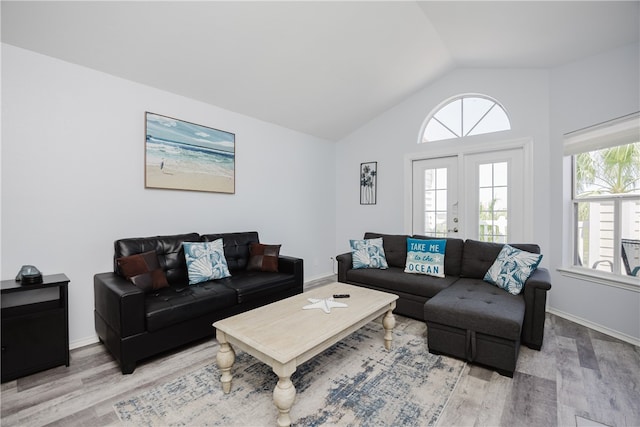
[563,112,640,155]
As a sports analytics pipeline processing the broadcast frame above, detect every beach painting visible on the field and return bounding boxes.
[145,112,235,194]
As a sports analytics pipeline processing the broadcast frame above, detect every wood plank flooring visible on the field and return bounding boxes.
[2,281,638,426]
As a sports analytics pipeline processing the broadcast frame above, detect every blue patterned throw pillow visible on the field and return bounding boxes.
[183,239,231,285]
[350,238,389,270]
[484,244,542,295]
[404,238,446,278]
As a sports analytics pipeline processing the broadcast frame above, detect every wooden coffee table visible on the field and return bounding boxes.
[213,282,398,427]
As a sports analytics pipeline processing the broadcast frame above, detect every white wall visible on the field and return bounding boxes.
[335,68,551,258]
[1,44,336,347]
[549,42,640,343]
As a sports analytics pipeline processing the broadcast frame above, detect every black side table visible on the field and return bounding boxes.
[1,273,70,382]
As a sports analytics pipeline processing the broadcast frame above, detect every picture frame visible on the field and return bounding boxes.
[360,161,377,205]
[145,112,235,194]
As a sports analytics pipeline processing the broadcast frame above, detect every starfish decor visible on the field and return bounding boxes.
[302,298,348,314]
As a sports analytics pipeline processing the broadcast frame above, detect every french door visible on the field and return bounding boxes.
[412,157,459,238]
[411,148,527,242]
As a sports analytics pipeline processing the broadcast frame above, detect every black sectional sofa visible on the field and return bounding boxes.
[94,231,303,374]
[337,232,551,376]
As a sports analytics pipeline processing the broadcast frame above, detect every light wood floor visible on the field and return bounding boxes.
[2,282,639,426]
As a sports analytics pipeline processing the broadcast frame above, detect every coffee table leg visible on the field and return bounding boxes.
[216,333,235,394]
[382,307,396,350]
[273,363,297,427]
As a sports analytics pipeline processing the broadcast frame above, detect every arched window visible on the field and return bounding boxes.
[422,95,511,143]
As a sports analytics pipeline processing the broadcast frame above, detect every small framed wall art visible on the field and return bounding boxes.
[360,161,377,205]
[145,112,235,194]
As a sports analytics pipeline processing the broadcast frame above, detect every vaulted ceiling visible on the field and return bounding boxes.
[2,1,639,140]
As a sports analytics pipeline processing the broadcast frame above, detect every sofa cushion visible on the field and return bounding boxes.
[183,240,231,285]
[145,283,237,332]
[424,279,525,340]
[346,266,457,299]
[404,237,446,278]
[350,238,388,269]
[248,243,281,272]
[216,270,298,304]
[364,232,410,268]
[460,240,541,279]
[202,232,259,271]
[114,233,200,286]
[116,250,170,292]
[412,235,464,276]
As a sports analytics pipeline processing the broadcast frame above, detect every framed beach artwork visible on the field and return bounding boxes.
[145,112,235,194]
[360,161,377,205]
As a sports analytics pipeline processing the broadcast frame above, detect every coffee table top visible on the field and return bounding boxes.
[213,282,398,365]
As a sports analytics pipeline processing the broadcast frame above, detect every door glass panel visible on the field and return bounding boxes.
[423,167,449,238]
[478,161,509,243]
[479,187,494,207]
[494,162,508,186]
[494,187,508,210]
[425,212,437,234]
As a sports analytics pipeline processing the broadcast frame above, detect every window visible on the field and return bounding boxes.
[422,95,511,143]
[565,112,640,280]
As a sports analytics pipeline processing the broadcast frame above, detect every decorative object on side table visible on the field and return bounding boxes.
[360,161,377,205]
[1,273,70,382]
[15,264,43,284]
[145,112,236,194]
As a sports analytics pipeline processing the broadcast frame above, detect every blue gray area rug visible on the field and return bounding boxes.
[114,321,465,426]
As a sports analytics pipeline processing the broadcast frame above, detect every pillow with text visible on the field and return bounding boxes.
[404,237,446,278]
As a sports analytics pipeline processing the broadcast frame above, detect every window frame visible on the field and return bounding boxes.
[421,93,511,143]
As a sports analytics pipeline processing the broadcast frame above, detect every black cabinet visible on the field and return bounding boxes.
[1,274,70,382]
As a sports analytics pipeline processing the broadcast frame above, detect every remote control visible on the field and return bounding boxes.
[333,294,350,298]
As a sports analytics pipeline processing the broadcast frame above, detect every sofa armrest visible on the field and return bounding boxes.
[94,272,145,338]
[336,252,352,283]
[524,267,552,291]
[278,256,304,291]
[521,267,552,350]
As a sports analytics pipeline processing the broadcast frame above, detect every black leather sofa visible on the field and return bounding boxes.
[94,231,303,374]
[337,232,551,376]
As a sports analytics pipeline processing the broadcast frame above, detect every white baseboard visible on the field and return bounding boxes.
[547,307,640,347]
[70,335,100,350]
[304,273,337,288]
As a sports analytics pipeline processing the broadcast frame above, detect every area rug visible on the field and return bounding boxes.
[114,321,465,426]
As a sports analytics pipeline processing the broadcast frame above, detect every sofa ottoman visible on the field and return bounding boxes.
[424,239,544,377]
[424,278,525,377]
